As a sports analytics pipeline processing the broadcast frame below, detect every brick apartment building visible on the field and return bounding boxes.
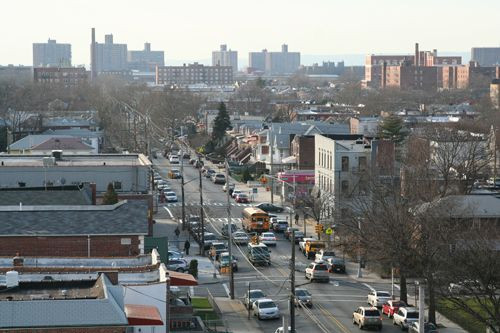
[442,62,500,89]
[33,67,88,87]
[155,63,233,85]
[384,62,440,91]
[291,135,315,169]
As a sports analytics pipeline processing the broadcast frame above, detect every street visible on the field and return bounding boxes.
[153,155,407,333]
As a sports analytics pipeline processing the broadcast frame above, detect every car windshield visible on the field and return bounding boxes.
[314,264,328,271]
[205,235,217,241]
[393,301,406,307]
[332,259,344,264]
[406,312,419,319]
[238,194,248,198]
[213,244,225,250]
[166,192,176,196]
[262,233,274,237]
[234,232,246,237]
[365,309,380,317]
[278,221,288,225]
[259,301,276,309]
[377,292,391,297]
[295,232,304,237]
[295,290,310,297]
[250,291,265,298]
[322,251,335,256]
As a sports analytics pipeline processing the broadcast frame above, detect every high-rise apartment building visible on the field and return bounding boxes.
[94,34,128,73]
[128,43,165,72]
[471,47,500,67]
[212,45,238,73]
[155,63,233,86]
[249,49,267,72]
[33,39,71,67]
[248,45,300,75]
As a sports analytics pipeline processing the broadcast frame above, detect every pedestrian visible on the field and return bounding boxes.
[184,239,191,255]
[295,213,299,225]
[175,227,180,239]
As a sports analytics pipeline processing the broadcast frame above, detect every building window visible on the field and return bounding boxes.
[341,156,349,172]
[113,181,122,190]
[341,180,349,194]
[358,156,367,171]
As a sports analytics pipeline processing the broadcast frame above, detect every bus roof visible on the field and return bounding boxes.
[242,207,268,215]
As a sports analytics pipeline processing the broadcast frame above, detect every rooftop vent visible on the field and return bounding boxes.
[51,150,63,161]
[6,271,19,288]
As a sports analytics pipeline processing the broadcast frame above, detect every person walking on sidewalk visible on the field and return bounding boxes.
[175,227,180,239]
[184,239,191,255]
[295,213,299,225]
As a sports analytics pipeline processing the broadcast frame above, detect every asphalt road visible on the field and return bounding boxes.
[153,155,406,333]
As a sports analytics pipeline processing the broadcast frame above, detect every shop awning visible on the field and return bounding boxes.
[168,270,198,286]
[125,304,163,325]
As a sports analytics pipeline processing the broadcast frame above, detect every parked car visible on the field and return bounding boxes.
[231,189,244,199]
[352,307,382,330]
[169,155,180,164]
[182,152,190,159]
[305,261,329,282]
[293,231,305,244]
[382,299,407,318]
[168,169,182,179]
[232,231,249,245]
[294,288,313,307]
[259,232,277,246]
[253,299,280,320]
[158,183,172,191]
[205,169,216,179]
[274,327,291,333]
[168,250,184,260]
[367,290,392,308]
[315,249,335,262]
[255,203,284,213]
[393,307,419,329]
[165,191,178,202]
[244,289,267,309]
[189,158,196,165]
[202,233,218,250]
[209,242,228,259]
[273,220,289,233]
[408,322,438,333]
[326,257,346,273]
[167,258,189,272]
[223,183,235,192]
[235,193,250,203]
[217,252,238,272]
[212,173,226,184]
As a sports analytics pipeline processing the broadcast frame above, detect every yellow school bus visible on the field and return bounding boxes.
[242,207,270,233]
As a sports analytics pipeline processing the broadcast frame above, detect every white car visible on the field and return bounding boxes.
[274,327,291,333]
[305,261,329,282]
[367,290,392,308]
[253,298,280,320]
[165,191,178,202]
[231,189,244,199]
[259,232,277,246]
[393,307,419,329]
[169,155,180,164]
[158,183,172,191]
[244,289,267,309]
[315,249,335,262]
[232,231,249,245]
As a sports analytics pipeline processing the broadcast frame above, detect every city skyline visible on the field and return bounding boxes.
[1,0,499,67]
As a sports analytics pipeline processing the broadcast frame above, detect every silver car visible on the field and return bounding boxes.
[253,298,280,320]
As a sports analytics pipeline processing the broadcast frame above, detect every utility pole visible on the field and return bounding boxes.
[357,218,363,278]
[226,159,235,299]
[270,134,274,204]
[290,229,296,333]
[181,155,186,230]
[165,273,170,333]
[417,280,425,333]
[199,156,205,256]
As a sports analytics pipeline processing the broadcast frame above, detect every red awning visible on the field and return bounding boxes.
[125,304,163,325]
[168,270,198,286]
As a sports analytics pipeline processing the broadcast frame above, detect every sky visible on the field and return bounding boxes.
[1,0,500,67]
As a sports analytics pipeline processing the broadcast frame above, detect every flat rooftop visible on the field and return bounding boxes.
[0,153,151,167]
[0,279,103,301]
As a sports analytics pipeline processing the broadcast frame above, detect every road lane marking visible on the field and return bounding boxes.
[163,207,174,218]
[222,283,230,297]
[362,283,375,291]
[316,302,351,333]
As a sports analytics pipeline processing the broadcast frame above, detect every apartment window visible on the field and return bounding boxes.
[341,180,349,194]
[341,156,349,172]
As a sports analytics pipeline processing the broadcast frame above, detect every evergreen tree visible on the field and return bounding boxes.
[102,183,118,205]
[211,102,231,143]
[242,168,253,183]
[379,114,406,143]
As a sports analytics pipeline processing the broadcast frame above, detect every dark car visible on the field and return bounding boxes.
[327,258,346,273]
[183,152,191,159]
[408,322,438,333]
[285,227,299,240]
[293,231,305,244]
[255,203,284,213]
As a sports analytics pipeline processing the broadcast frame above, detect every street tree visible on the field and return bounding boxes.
[379,114,406,143]
[102,183,118,205]
[212,102,231,143]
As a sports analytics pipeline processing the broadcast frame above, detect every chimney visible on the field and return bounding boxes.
[90,183,97,205]
[144,42,151,52]
[282,44,288,53]
[415,43,419,67]
[91,28,97,81]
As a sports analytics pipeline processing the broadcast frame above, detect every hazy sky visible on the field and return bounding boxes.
[2,0,500,67]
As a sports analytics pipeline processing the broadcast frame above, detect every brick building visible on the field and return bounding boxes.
[291,135,315,170]
[384,62,440,91]
[33,67,88,87]
[492,79,500,109]
[0,200,150,257]
[442,62,500,89]
[155,63,233,86]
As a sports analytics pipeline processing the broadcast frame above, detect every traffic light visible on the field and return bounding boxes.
[315,224,323,233]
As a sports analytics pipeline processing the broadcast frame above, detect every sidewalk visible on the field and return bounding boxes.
[213,298,262,333]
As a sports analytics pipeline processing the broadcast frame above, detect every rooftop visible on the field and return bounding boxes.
[0,200,149,236]
[0,153,151,167]
[0,186,92,206]
[31,137,93,151]
[8,134,73,150]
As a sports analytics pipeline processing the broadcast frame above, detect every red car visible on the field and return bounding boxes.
[235,193,249,203]
[382,300,406,318]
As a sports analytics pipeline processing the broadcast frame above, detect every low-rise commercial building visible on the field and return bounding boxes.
[33,67,88,87]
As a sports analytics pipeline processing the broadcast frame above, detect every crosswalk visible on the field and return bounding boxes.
[161,201,252,208]
[205,217,243,223]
